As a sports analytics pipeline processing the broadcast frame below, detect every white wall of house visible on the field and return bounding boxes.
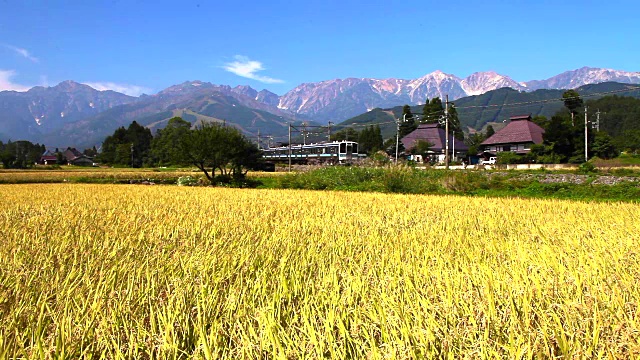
[484,143,532,153]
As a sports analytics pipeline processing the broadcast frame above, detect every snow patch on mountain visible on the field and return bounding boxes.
[523,67,640,90]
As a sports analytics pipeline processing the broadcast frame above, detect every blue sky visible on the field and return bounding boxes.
[1,0,638,96]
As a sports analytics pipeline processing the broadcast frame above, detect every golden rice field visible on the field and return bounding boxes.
[0,168,282,183]
[0,184,639,358]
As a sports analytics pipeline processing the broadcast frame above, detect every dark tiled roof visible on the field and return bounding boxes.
[509,115,532,121]
[481,120,545,146]
[63,147,84,160]
[401,123,468,152]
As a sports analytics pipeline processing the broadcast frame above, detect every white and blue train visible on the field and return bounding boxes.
[262,141,364,164]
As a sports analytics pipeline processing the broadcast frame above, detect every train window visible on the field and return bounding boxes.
[353,144,358,154]
[339,143,346,153]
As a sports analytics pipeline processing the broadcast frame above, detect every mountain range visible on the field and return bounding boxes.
[1,66,639,147]
[276,67,640,122]
[340,82,640,140]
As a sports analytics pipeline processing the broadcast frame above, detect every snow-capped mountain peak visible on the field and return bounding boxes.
[523,66,640,90]
[461,71,524,96]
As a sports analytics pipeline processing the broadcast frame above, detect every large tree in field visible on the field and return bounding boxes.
[150,117,192,166]
[181,122,261,183]
[99,121,152,167]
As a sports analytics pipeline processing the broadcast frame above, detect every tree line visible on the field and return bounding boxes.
[0,141,46,169]
[98,118,261,183]
[329,125,384,155]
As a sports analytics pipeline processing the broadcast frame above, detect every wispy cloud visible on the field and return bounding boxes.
[83,82,152,97]
[223,55,284,84]
[0,69,31,91]
[3,44,39,63]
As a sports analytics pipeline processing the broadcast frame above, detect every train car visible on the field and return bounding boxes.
[262,141,364,164]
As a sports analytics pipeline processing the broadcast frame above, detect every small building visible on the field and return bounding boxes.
[39,150,58,165]
[62,147,95,166]
[401,123,468,163]
[480,115,545,159]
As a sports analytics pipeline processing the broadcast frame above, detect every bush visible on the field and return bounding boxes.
[578,162,598,174]
[496,152,521,164]
[177,176,198,186]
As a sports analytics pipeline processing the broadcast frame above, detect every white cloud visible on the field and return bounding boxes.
[0,69,31,91]
[82,82,152,97]
[3,44,39,62]
[223,55,284,84]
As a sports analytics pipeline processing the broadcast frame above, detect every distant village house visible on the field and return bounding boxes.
[39,150,59,165]
[62,147,95,166]
[480,115,545,159]
[401,123,468,163]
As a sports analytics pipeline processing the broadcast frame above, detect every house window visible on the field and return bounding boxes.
[524,143,531,150]
[503,145,511,152]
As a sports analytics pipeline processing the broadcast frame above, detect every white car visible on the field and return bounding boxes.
[481,157,497,165]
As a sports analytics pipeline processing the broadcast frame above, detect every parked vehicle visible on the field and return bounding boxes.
[481,157,497,165]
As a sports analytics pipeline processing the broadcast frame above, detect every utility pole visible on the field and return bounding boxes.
[288,123,292,172]
[257,129,261,149]
[445,95,450,169]
[585,106,589,161]
[267,136,273,149]
[302,122,308,145]
[130,143,134,168]
[594,109,601,132]
[395,117,400,163]
[327,121,333,142]
[452,131,455,163]
[395,114,407,163]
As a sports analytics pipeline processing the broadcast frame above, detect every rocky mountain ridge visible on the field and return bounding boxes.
[275,67,640,122]
[0,81,135,141]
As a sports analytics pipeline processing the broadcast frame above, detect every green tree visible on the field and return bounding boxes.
[83,146,98,158]
[496,151,521,164]
[465,132,486,156]
[127,121,153,167]
[422,98,444,124]
[398,105,417,139]
[98,121,152,167]
[618,129,640,153]
[98,127,127,164]
[563,89,584,126]
[0,140,45,168]
[543,113,580,163]
[410,140,434,160]
[531,115,549,129]
[357,125,384,154]
[591,131,618,159]
[181,123,261,183]
[330,128,359,142]
[151,117,192,166]
[56,149,65,165]
[447,105,464,140]
[485,125,495,138]
[114,143,132,166]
